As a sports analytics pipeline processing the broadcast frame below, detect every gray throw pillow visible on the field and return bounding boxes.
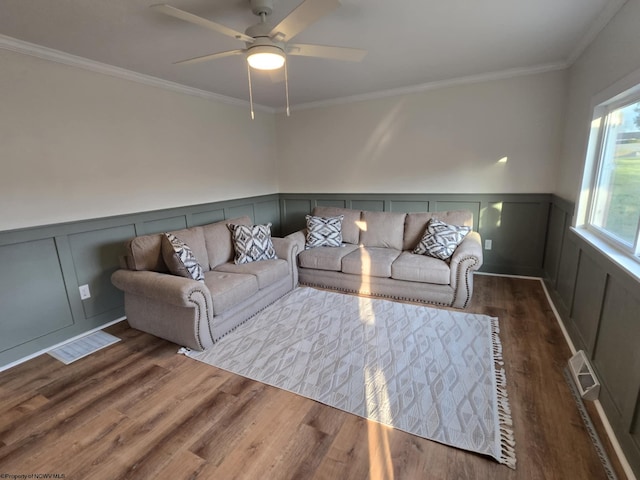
[228,223,277,264]
[161,233,205,282]
[305,215,344,248]
[413,219,471,260]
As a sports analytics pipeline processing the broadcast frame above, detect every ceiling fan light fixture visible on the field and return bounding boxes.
[246,45,285,70]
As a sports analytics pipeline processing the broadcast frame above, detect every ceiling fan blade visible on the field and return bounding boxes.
[269,0,340,42]
[151,4,254,43]
[173,49,245,66]
[287,44,367,62]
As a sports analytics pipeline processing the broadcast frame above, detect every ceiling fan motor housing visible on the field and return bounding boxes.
[250,0,274,17]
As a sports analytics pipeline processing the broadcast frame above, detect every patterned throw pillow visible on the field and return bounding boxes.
[228,223,277,264]
[305,215,344,248]
[413,219,471,260]
[161,233,205,282]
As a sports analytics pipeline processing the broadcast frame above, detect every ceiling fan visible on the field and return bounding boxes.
[151,0,367,116]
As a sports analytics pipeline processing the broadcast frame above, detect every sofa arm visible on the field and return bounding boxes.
[449,232,483,308]
[272,231,304,287]
[111,269,212,309]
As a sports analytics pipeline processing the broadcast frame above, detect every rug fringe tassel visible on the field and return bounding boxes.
[492,317,517,470]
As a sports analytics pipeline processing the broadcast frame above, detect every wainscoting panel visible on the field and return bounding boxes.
[68,224,135,320]
[279,198,313,233]
[142,215,188,235]
[254,198,281,230]
[593,277,640,420]
[0,238,74,352]
[570,252,607,353]
[543,203,566,283]
[555,232,580,315]
[350,199,385,212]
[388,200,430,213]
[478,200,549,275]
[542,195,640,476]
[0,194,280,367]
[190,208,225,227]
[225,204,255,222]
[632,404,640,457]
[317,199,347,208]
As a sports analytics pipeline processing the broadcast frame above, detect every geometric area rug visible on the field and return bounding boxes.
[182,286,516,468]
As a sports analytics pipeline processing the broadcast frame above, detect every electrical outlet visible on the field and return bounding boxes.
[484,239,493,250]
[79,284,91,300]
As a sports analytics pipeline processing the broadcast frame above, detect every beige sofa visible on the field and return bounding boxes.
[111,216,302,350]
[297,207,483,308]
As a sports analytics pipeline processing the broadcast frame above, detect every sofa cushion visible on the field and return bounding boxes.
[202,216,251,269]
[298,244,359,271]
[204,271,259,315]
[341,246,401,278]
[228,223,277,264]
[312,206,361,245]
[161,233,205,282]
[391,252,450,285]
[305,215,344,248]
[403,211,473,251]
[359,211,406,251]
[214,259,289,289]
[414,219,471,260]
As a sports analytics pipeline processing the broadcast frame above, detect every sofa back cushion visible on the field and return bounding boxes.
[403,210,473,251]
[202,216,252,269]
[126,234,167,272]
[359,211,407,250]
[312,206,361,245]
[125,226,208,273]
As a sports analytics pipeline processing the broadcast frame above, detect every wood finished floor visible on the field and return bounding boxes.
[0,275,629,479]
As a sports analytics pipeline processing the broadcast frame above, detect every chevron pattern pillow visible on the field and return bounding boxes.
[228,223,277,264]
[161,233,205,282]
[413,219,471,260]
[305,215,344,249]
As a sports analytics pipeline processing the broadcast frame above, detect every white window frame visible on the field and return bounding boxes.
[576,69,640,266]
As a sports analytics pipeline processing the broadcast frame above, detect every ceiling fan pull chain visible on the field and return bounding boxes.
[285,59,290,117]
[247,63,255,120]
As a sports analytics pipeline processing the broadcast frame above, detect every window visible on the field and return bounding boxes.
[582,92,640,259]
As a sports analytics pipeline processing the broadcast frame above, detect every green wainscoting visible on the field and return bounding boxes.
[543,195,640,477]
[280,193,552,276]
[0,194,281,367]
[1,192,559,369]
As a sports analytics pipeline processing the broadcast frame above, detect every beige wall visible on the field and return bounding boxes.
[558,0,640,202]
[1,46,573,232]
[275,70,567,194]
[0,49,277,231]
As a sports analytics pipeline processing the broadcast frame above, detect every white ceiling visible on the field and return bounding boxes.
[0,0,625,109]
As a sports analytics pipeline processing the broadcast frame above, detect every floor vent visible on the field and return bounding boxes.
[48,331,120,365]
[568,350,600,401]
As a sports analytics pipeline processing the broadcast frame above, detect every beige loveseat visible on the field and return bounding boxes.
[297,207,483,308]
[111,216,302,350]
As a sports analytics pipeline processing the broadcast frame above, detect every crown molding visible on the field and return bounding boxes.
[0,34,276,114]
[566,0,628,66]
[284,62,568,112]
[0,33,572,116]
